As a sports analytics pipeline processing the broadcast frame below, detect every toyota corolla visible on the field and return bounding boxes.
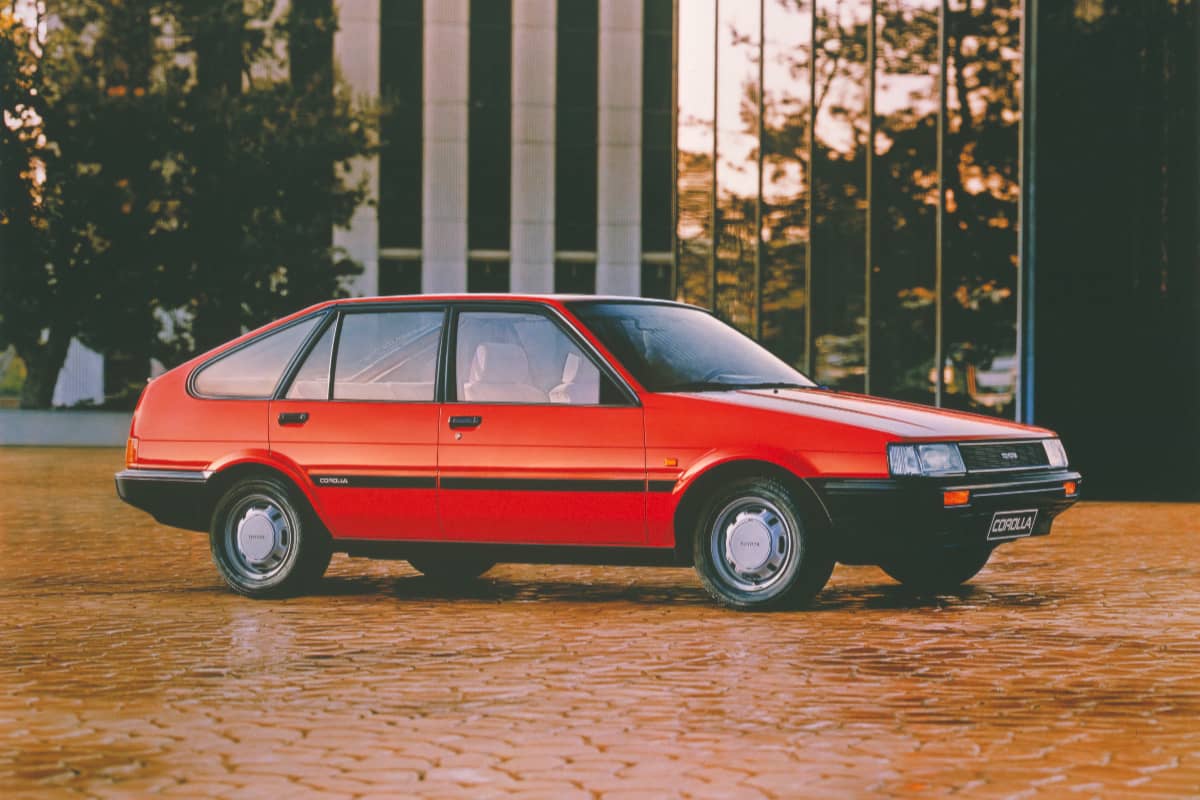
[115,295,1082,610]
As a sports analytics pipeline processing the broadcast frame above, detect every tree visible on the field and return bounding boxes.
[0,1,373,407]
[0,9,53,407]
[0,3,167,408]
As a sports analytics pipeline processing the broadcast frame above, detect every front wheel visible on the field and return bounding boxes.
[693,477,834,611]
[210,475,331,598]
[880,545,993,592]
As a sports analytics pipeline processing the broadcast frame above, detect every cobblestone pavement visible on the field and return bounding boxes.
[1,448,1198,799]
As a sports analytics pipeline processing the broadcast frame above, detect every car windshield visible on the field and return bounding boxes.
[568,302,817,393]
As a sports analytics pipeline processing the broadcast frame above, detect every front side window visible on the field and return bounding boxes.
[454,310,615,405]
[569,302,817,392]
[193,316,321,398]
[332,310,443,402]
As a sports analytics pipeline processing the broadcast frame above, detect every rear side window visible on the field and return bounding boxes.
[192,317,320,398]
[285,323,335,399]
[332,310,443,402]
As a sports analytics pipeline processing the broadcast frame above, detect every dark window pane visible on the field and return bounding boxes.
[469,0,512,251]
[942,0,1020,418]
[641,262,673,300]
[379,0,423,249]
[810,0,870,392]
[761,0,813,372]
[333,311,443,401]
[556,1,599,252]
[641,0,673,255]
[379,258,422,295]
[468,260,510,292]
[554,261,596,294]
[676,2,715,309]
[714,0,761,336]
[869,0,938,406]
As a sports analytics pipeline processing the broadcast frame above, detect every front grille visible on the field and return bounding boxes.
[960,441,1048,472]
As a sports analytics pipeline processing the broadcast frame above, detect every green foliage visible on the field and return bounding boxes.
[0,1,374,407]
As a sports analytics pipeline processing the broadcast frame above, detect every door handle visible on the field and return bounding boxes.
[278,411,309,425]
[448,415,482,429]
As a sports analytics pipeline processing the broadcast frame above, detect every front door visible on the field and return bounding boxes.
[438,307,646,545]
[270,306,446,540]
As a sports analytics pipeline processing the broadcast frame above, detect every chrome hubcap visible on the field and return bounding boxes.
[227,495,293,579]
[711,497,796,592]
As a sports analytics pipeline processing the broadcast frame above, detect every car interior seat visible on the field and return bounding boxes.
[549,352,600,405]
[462,342,547,403]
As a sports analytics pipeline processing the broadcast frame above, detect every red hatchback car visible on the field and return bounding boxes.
[116,295,1081,610]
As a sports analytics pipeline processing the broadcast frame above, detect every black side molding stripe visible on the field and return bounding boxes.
[311,475,436,489]
[313,476,674,493]
[441,477,645,493]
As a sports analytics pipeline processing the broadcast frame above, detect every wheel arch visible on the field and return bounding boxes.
[205,454,329,533]
[671,458,832,564]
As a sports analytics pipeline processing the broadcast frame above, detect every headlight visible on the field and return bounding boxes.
[1043,438,1069,468]
[888,443,966,477]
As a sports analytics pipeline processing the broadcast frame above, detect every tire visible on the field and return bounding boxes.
[408,558,495,582]
[209,475,332,598]
[692,477,834,611]
[880,545,993,592]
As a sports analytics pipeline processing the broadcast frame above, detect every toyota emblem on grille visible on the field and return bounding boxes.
[1001,451,1019,460]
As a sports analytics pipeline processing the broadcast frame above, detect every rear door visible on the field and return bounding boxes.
[270,305,445,540]
[437,305,646,545]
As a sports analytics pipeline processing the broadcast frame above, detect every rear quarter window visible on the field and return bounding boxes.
[192,316,321,398]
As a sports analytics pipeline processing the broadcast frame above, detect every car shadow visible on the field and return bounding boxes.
[812,581,1067,611]
[305,573,1065,611]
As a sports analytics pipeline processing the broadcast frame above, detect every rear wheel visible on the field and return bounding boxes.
[408,558,495,582]
[880,545,993,592]
[692,477,834,611]
[210,475,331,598]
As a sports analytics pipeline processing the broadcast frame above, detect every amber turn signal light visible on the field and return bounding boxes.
[1063,480,1078,496]
[124,436,139,469]
[943,489,970,507]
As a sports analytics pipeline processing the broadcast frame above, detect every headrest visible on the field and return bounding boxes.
[561,352,581,382]
[469,342,531,383]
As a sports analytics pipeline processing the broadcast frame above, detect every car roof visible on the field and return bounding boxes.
[330,293,692,306]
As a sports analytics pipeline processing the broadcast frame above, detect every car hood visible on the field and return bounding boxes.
[680,388,1052,440]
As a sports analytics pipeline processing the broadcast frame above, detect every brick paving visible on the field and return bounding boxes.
[1,447,1198,798]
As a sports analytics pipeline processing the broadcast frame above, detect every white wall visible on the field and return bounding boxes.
[334,0,382,295]
[333,0,648,296]
[510,0,557,293]
[596,0,644,295]
[421,0,470,292]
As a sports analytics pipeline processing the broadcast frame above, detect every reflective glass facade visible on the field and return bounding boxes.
[675,0,1026,419]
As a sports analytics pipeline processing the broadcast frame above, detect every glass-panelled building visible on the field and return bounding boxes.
[334,0,1198,498]
[342,0,1029,420]
[673,0,1024,419]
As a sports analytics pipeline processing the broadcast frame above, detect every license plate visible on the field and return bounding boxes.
[987,509,1039,541]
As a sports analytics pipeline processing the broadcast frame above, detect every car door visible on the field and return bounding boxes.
[438,305,647,545]
[270,305,445,540]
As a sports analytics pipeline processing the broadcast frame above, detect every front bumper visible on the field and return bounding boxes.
[813,469,1082,564]
[115,469,212,532]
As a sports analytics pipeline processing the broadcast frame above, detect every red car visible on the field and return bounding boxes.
[116,295,1081,610]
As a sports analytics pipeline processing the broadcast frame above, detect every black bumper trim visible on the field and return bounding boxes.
[813,470,1083,564]
[115,468,213,532]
